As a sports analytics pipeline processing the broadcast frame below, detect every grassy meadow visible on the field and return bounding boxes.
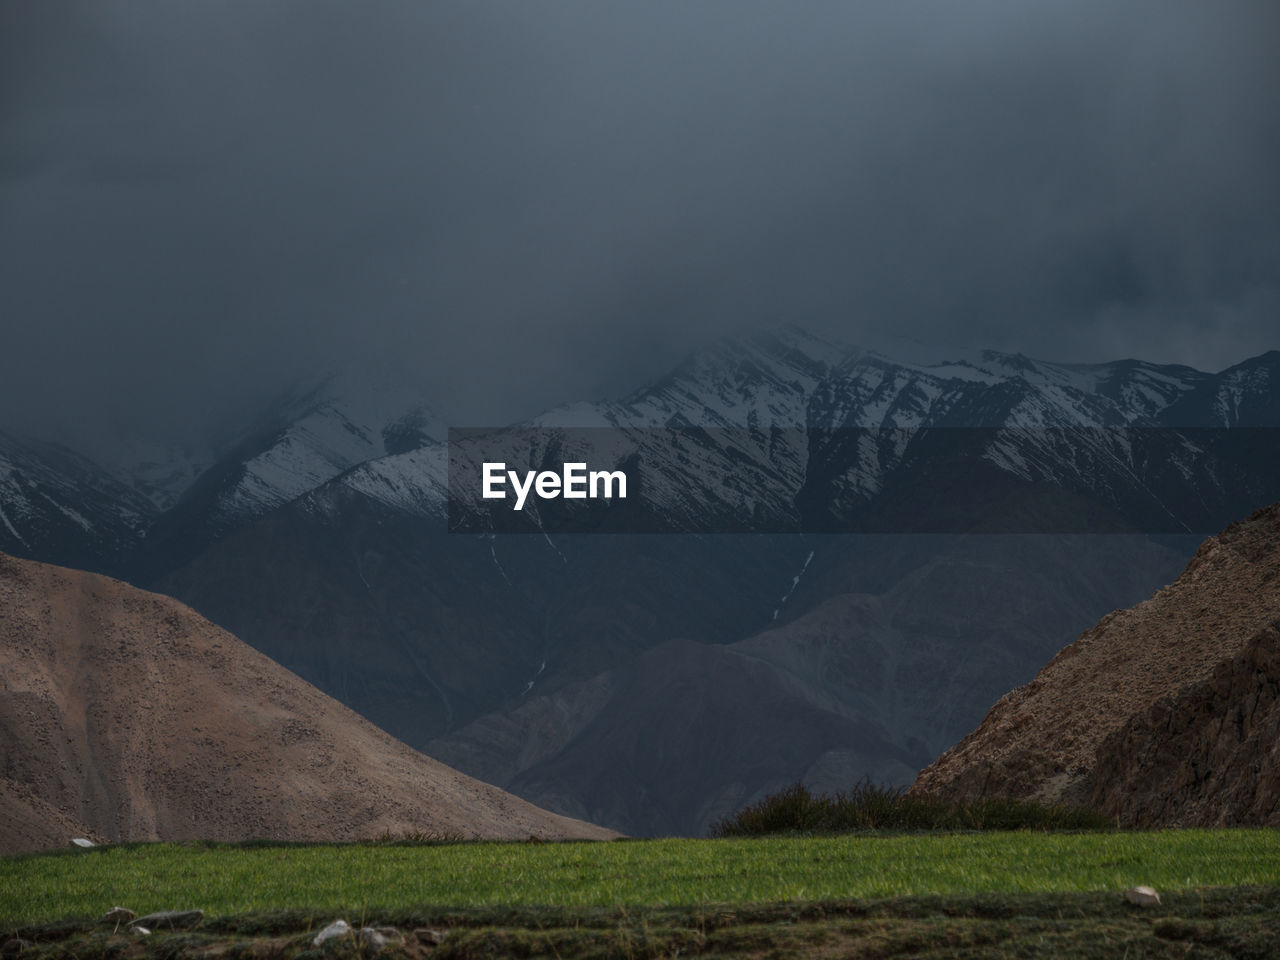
[5,831,1280,922]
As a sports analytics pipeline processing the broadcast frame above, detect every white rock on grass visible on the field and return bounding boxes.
[70,838,95,848]
[1124,885,1162,906]
[313,919,351,946]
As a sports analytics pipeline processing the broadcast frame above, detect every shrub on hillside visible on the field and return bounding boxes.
[708,780,1112,837]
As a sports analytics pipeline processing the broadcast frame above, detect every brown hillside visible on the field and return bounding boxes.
[0,777,104,852]
[911,502,1280,823]
[0,551,615,855]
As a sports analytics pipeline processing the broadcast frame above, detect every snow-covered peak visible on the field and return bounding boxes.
[323,440,450,521]
[229,332,1275,539]
[815,346,1216,430]
[183,373,444,533]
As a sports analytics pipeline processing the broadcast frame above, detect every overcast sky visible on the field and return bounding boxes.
[2,0,1277,445]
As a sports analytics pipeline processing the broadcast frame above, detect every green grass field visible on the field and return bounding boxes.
[4,831,1280,957]
[6,830,1280,921]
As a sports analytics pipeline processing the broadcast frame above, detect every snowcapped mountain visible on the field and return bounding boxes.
[214,328,1273,540]
[560,327,1216,432]
[0,431,155,573]
[0,373,444,578]
[315,441,449,522]
[617,325,850,428]
[131,374,443,579]
[199,374,443,532]
[6,328,1271,572]
[429,330,1275,536]
[3,327,1275,835]
[130,327,1274,835]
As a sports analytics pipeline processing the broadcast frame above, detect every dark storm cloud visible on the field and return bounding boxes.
[1,0,1277,447]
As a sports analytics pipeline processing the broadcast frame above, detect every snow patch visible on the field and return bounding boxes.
[38,492,94,532]
[0,503,29,547]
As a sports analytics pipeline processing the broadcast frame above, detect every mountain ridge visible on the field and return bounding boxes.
[2,330,1276,836]
[4,335,1274,568]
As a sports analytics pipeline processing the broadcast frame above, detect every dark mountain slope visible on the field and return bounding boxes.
[429,532,1191,835]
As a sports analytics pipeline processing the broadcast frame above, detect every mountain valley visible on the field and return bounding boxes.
[2,328,1277,835]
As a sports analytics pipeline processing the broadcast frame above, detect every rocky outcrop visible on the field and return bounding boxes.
[911,502,1280,825]
[1091,623,1280,826]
